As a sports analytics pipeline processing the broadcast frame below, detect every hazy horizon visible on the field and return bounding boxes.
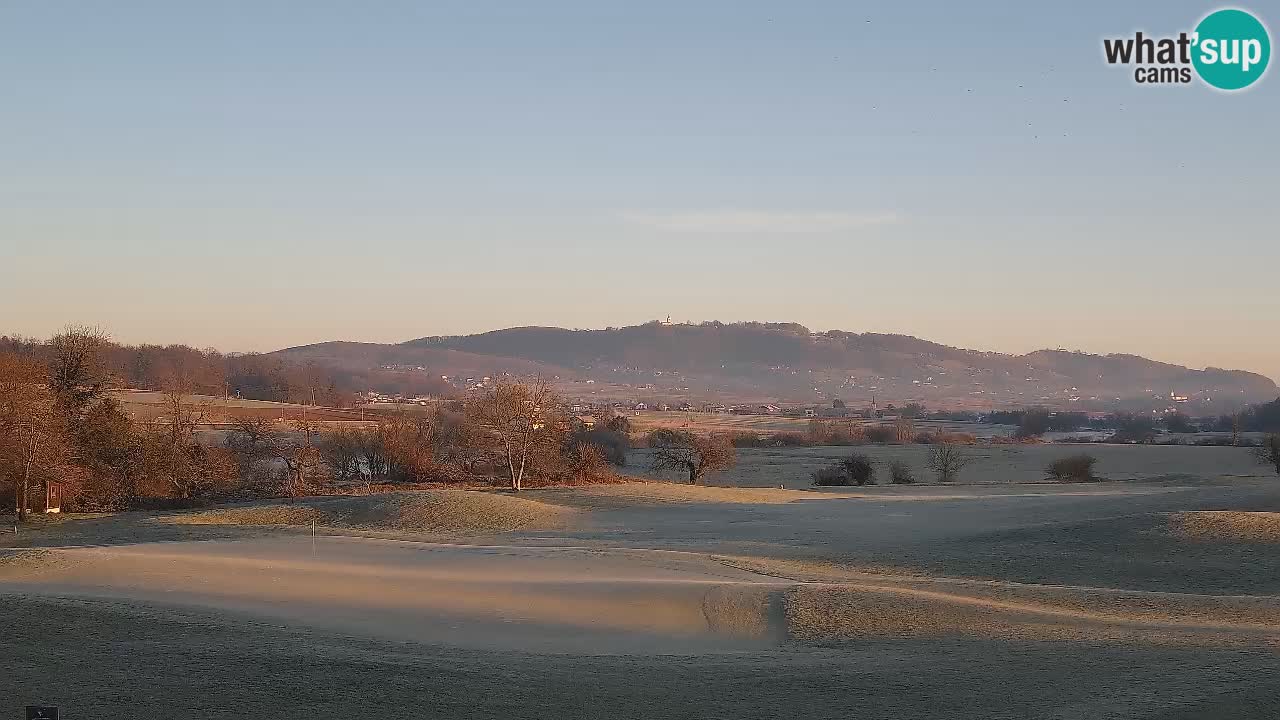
[4,1,1277,379]
[4,317,1278,385]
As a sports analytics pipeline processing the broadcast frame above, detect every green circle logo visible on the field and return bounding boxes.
[1192,8,1271,90]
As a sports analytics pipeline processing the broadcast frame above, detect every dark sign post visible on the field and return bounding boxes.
[25,708,58,720]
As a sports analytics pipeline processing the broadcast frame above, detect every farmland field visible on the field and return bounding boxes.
[628,410,1014,438]
[107,389,373,424]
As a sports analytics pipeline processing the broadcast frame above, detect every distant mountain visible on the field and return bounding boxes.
[272,322,1278,412]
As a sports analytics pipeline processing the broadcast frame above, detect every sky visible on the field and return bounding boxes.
[2,1,1277,379]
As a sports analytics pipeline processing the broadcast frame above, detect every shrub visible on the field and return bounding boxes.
[806,420,866,446]
[1015,409,1052,439]
[812,465,852,486]
[840,452,876,486]
[731,432,812,448]
[770,432,811,447]
[642,428,685,449]
[604,414,632,435]
[888,459,915,484]
[864,426,896,444]
[914,431,976,445]
[567,428,629,466]
[826,425,867,445]
[1046,454,1098,482]
[566,442,614,482]
[1108,413,1157,444]
[1254,435,1280,476]
[990,434,1042,445]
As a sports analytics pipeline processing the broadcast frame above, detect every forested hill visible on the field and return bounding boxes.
[274,321,1278,412]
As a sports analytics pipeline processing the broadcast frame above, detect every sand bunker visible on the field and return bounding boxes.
[1169,511,1280,543]
[163,490,576,534]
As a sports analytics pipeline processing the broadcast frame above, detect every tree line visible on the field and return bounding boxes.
[0,330,455,407]
[998,400,1280,443]
[0,327,647,517]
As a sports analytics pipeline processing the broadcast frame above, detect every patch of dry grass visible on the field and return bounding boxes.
[1169,511,1280,543]
[0,548,85,577]
[166,505,328,527]
[782,583,1280,648]
[162,491,576,534]
[700,585,783,641]
[717,554,1280,647]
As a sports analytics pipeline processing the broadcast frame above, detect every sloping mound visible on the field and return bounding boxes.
[1169,511,1280,543]
[782,583,1280,648]
[530,482,849,509]
[167,505,328,527]
[164,491,575,534]
[711,555,1280,647]
[0,549,70,575]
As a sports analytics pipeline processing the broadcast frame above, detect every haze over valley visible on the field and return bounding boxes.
[275,321,1278,412]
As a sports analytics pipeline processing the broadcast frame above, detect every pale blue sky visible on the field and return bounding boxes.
[2,1,1277,379]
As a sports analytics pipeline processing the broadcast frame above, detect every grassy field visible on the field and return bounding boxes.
[3,419,1278,718]
[4,475,1280,718]
[630,442,1271,487]
[108,389,373,424]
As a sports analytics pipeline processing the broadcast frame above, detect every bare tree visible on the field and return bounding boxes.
[47,325,113,416]
[224,416,321,497]
[378,410,438,482]
[3,393,76,520]
[141,382,229,501]
[894,418,916,443]
[279,419,322,497]
[466,379,563,491]
[926,442,972,483]
[0,353,78,520]
[565,441,611,482]
[318,428,364,485]
[354,428,389,488]
[225,416,279,490]
[1254,434,1280,476]
[649,431,736,484]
